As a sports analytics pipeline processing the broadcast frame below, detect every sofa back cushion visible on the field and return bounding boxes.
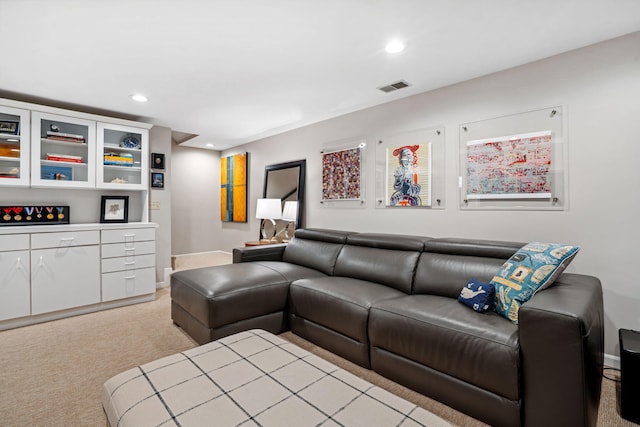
[333,233,428,293]
[414,238,523,298]
[282,228,353,275]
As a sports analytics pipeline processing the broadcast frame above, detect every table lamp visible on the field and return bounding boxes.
[256,198,282,240]
[281,201,298,239]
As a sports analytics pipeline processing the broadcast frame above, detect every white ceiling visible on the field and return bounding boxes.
[1,1,639,151]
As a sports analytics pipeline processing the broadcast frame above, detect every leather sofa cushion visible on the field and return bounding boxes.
[424,238,523,258]
[413,253,506,298]
[334,245,420,293]
[289,277,405,343]
[170,264,289,329]
[252,261,328,282]
[345,233,429,251]
[294,228,354,243]
[369,295,520,400]
[282,237,344,275]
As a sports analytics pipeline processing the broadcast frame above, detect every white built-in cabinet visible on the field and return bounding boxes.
[30,230,101,314]
[0,234,30,321]
[0,223,157,331]
[0,98,158,330]
[31,111,97,188]
[0,105,30,187]
[0,99,151,191]
[97,123,149,189]
[101,227,156,301]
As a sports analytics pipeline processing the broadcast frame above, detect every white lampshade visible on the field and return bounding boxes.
[281,201,298,222]
[256,198,282,220]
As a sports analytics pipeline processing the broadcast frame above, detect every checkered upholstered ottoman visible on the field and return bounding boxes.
[102,329,451,426]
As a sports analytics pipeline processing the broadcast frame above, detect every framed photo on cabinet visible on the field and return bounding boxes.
[0,120,19,135]
[100,196,129,223]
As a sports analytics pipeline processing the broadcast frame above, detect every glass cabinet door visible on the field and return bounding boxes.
[0,105,30,187]
[97,123,148,190]
[31,111,96,188]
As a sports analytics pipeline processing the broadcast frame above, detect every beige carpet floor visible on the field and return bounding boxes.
[0,253,635,426]
[171,251,233,272]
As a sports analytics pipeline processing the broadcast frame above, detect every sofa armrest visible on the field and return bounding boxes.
[519,273,604,427]
[232,244,287,263]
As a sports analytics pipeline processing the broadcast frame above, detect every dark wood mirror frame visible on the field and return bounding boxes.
[262,159,306,239]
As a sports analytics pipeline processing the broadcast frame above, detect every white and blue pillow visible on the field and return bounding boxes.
[458,279,495,313]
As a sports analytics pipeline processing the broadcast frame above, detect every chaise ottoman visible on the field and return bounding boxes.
[102,329,451,426]
[170,264,292,344]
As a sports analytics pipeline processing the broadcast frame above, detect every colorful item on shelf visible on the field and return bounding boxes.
[104,153,134,166]
[45,130,85,143]
[0,145,20,158]
[46,153,83,163]
[0,167,19,178]
[0,205,70,225]
[120,134,140,149]
[0,120,19,135]
[41,165,73,181]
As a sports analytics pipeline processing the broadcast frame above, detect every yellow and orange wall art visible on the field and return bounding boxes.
[220,152,248,222]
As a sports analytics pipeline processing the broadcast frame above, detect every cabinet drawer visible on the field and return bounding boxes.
[101,254,155,273]
[0,234,29,251]
[102,267,155,302]
[101,240,156,258]
[31,230,100,249]
[101,228,155,244]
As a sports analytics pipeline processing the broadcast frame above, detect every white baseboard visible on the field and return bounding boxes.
[605,353,620,370]
[156,267,173,289]
[173,250,232,258]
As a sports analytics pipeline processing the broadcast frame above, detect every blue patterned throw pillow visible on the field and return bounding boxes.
[458,279,495,313]
[491,242,580,324]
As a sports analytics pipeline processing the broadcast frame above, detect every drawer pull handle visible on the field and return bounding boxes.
[124,262,136,266]
[60,237,75,242]
[124,247,136,251]
[124,234,136,237]
[124,275,136,280]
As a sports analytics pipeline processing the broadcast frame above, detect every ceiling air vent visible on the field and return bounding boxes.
[377,80,411,93]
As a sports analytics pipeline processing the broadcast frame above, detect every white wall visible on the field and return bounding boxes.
[148,125,172,283]
[172,32,640,356]
[170,143,223,255]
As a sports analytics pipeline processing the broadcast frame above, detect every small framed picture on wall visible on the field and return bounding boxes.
[151,172,164,188]
[151,153,165,170]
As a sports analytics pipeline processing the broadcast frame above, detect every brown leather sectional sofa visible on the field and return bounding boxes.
[170,228,604,427]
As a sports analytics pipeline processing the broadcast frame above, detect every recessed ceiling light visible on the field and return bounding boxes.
[205,143,214,147]
[130,94,148,102]
[385,40,405,54]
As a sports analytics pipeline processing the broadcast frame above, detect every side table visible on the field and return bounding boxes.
[245,240,287,247]
[619,328,640,423]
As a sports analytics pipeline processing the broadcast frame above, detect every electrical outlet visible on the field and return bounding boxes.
[150,201,160,210]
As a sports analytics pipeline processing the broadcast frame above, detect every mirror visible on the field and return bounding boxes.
[262,159,306,240]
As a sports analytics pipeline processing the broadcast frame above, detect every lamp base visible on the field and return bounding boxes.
[260,219,277,240]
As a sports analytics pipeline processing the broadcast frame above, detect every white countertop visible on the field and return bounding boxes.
[0,222,158,235]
